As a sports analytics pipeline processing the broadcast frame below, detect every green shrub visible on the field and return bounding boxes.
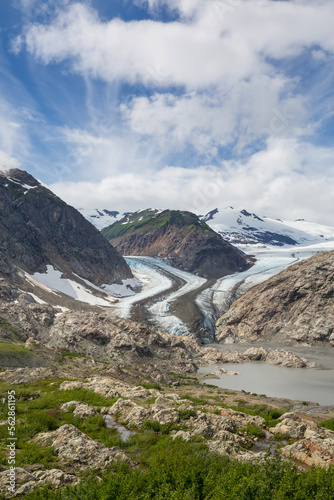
[23,439,334,500]
[319,418,334,431]
[136,382,162,391]
[241,423,266,438]
[178,409,197,420]
[142,420,178,435]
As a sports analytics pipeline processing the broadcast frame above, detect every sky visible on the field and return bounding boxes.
[0,0,334,223]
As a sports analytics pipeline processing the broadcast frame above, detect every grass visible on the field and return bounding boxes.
[0,341,34,358]
[136,382,162,391]
[319,418,334,431]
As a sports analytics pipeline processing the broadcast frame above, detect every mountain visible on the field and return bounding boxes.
[0,168,133,289]
[215,249,334,346]
[101,209,250,279]
[200,207,334,247]
[78,208,132,230]
[79,205,334,249]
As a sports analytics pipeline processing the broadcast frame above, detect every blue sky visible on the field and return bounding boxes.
[0,0,334,223]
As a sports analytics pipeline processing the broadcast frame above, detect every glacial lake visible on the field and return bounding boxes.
[198,344,334,406]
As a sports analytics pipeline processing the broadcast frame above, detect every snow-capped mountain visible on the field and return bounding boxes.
[200,207,334,248]
[78,208,133,230]
[80,205,334,249]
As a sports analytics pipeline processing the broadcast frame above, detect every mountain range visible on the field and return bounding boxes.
[80,206,334,249]
[101,209,250,279]
[0,169,138,306]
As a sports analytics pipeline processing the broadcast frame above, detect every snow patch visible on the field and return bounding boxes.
[24,265,140,307]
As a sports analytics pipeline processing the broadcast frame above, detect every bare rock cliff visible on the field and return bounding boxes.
[216,250,334,345]
[0,169,132,285]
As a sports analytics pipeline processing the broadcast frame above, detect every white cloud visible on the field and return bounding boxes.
[50,138,334,225]
[0,100,31,168]
[8,0,334,227]
[0,151,20,171]
[122,76,305,155]
[17,1,334,89]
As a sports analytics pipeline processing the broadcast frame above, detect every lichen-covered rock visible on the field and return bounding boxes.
[152,409,180,425]
[270,413,334,440]
[34,424,130,470]
[33,469,78,487]
[59,401,97,419]
[172,430,192,442]
[282,438,334,467]
[219,408,265,429]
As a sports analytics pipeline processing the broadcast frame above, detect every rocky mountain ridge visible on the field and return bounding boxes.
[79,205,334,249]
[0,168,133,293]
[216,249,334,346]
[102,209,250,279]
[201,206,334,247]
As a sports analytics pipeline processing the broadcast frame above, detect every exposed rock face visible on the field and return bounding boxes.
[102,209,250,279]
[0,169,132,285]
[200,346,312,368]
[281,438,334,467]
[216,250,334,345]
[0,467,78,497]
[59,401,97,419]
[46,311,201,376]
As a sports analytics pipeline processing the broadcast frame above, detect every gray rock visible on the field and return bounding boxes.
[34,424,130,470]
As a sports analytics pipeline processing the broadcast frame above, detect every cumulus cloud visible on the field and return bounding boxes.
[16,1,334,89]
[7,0,334,225]
[122,77,305,156]
[50,137,334,225]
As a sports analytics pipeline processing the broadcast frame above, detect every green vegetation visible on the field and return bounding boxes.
[102,209,215,242]
[141,420,180,435]
[231,404,286,428]
[240,423,266,438]
[136,382,162,391]
[0,341,33,357]
[1,380,333,499]
[0,380,121,468]
[178,409,197,420]
[21,439,334,500]
[320,418,334,431]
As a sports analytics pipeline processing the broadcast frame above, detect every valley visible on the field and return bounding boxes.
[110,247,324,343]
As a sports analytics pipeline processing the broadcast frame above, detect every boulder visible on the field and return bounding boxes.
[282,437,334,467]
[59,401,96,419]
[34,424,130,470]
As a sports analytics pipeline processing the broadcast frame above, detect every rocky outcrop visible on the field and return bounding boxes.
[216,250,334,345]
[200,346,313,368]
[281,438,334,467]
[0,168,132,285]
[45,311,201,376]
[59,401,97,418]
[0,467,78,497]
[102,209,250,279]
[34,424,130,471]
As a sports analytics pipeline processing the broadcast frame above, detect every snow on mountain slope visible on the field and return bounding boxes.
[200,207,334,248]
[80,205,334,249]
[24,265,141,306]
[78,208,133,230]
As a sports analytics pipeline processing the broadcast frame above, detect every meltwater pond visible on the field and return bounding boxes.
[198,344,334,406]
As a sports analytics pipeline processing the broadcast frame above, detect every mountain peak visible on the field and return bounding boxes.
[0,169,133,287]
[102,208,250,279]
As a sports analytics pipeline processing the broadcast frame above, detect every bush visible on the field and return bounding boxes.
[178,409,197,420]
[23,440,334,500]
[319,418,334,431]
[241,423,266,438]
